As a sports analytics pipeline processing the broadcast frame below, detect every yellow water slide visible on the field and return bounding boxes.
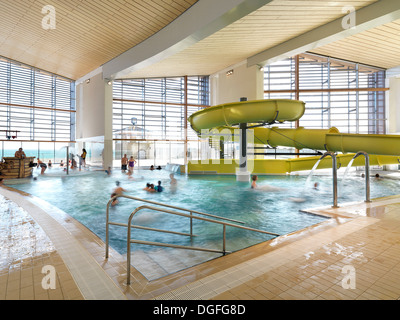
[189,99,305,133]
[187,99,400,174]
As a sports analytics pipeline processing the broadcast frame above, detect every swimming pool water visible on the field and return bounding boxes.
[5,168,400,260]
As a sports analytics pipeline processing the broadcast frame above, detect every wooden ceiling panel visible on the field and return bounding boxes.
[0,0,198,79]
[311,19,400,69]
[2,0,399,81]
[122,0,380,78]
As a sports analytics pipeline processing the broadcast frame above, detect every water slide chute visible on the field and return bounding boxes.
[253,127,400,156]
[187,99,400,175]
[188,99,305,133]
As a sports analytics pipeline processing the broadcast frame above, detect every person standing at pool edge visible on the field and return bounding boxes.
[121,154,128,172]
[128,156,136,174]
[37,158,47,175]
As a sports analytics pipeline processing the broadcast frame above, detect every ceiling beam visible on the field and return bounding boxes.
[102,0,273,80]
[247,0,400,68]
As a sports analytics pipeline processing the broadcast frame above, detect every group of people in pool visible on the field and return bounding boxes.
[110,173,178,206]
[143,181,163,193]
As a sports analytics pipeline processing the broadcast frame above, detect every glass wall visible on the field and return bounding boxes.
[113,76,209,166]
[264,53,387,134]
[0,56,76,162]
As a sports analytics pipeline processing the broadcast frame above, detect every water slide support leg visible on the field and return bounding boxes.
[236,123,251,182]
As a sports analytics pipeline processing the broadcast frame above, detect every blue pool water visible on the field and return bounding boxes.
[5,168,400,258]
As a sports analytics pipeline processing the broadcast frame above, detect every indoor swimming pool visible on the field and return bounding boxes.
[4,167,400,276]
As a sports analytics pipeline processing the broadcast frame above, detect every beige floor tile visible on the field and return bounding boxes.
[6,185,400,300]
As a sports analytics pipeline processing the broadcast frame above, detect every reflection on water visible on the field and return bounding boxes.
[6,168,400,258]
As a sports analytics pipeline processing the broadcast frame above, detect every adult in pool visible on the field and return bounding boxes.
[128,156,137,174]
[169,173,177,185]
[121,154,128,172]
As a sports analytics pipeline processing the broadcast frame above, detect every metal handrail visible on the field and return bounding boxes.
[105,194,245,259]
[125,204,280,285]
[319,151,339,208]
[352,151,371,203]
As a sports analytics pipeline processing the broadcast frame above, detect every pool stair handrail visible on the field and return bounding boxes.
[105,194,247,257]
[105,195,280,285]
[352,151,371,203]
[318,151,339,208]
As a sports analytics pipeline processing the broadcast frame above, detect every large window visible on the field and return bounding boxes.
[264,53,387,134]
[113,76,209,165]
[0,56,76,142]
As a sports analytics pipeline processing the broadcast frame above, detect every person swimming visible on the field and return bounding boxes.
[143,183,151,191]
[111,181,127,206]
[147,184,156,193]
[251,174,285,192]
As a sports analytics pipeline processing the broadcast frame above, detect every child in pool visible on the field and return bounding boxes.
[111,181,127,206]
[251,175,258,189]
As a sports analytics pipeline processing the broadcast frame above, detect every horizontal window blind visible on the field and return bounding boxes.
[0,56,75,142]
[264,53,387,134]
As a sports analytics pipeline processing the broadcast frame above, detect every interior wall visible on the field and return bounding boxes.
[387,76,400,134]
[210,61,264,106]
[75,71,113,169]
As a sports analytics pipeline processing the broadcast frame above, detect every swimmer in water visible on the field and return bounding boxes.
[169,173,177,185]
[111,181,127,206]
[143,183,151,191]
[251,175,258,189]
[147,184,156,193]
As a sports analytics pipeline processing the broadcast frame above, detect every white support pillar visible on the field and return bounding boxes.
[236,123,251,182]
[103,79,114,170]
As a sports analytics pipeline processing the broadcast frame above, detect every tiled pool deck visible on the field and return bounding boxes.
[2,181,400,300]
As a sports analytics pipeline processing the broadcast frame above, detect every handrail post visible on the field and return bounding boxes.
[365,154,371,203]
[319,152,338,208]
[353,151,371,203]
[105,199,113,259]
[332,155,338,208]
[106,198,281,285]
[190,212,193,238]
[127,207,141,286]
[223,225,226,255]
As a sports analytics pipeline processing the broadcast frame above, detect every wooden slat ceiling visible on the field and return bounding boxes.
[310,19,400,69]
[121,0,382,78]
[2,0,398,81]
[0,0,198,80]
